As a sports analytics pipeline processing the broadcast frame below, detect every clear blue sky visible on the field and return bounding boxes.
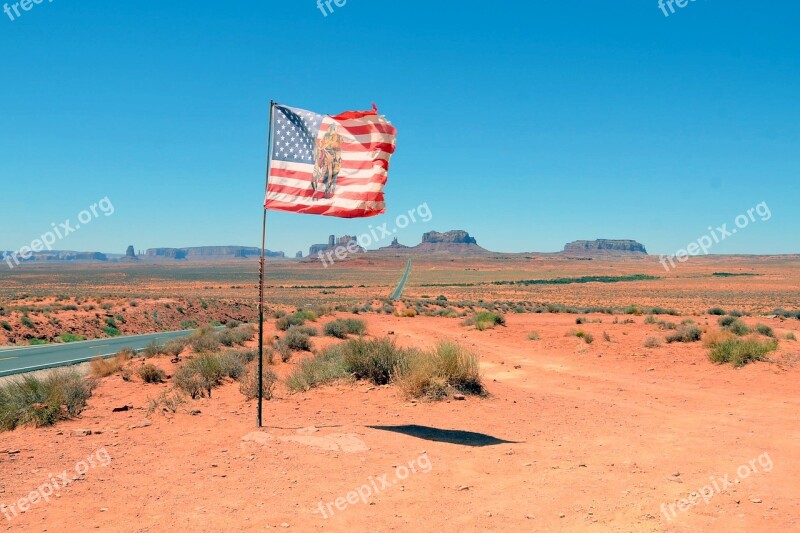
[1,0,797,256]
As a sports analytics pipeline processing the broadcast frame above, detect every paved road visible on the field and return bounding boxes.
[391,258,413,300]
[0,330,197,378]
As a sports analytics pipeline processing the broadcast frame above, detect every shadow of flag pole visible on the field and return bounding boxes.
[258,100,276,428]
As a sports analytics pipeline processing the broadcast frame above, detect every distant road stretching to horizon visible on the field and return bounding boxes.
[0,330,197,377]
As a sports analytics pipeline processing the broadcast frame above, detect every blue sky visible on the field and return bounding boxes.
[0,0,797,256]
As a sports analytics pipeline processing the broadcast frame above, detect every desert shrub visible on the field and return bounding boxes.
[644,336,661,348]
[708,336,778,367]
[162,338,188,357]
[286,348,350,392]
[226,319,242,329]
[579,332,594,344]
[29,339,48,345]
[324,319,366,339]
[142,341,161,358]
[575,317,587,324]
[527,331,541,341]
[728,310,744,317]
[173,352,244,398]
[681,319,695,325]
[216,324,255,347]
[21,315,35,329]
[400,308,418,318]
[755,324,775,338]
[58,333,85,343]
[644,315,657,325]
[396,341,484,399]
[657,320,678,330]
[147,391,186,415]
[666,325,703,343]
[708,307,727,316]
[0,370,94,431]
[0,321,11,331]
[275,342,292,362]
[785,332,797,341]
[89,352,130,378]
[603,331,611,342]
[238,362,278,400]
[718,316,738,327]
[282,327,313,351]
[721,318,750,336]
[138,364,166,383]
[624,305,642,315]
[102,326,121,337]
[338,337,407,385]
[173,365,205,399]
[189,325,221,353]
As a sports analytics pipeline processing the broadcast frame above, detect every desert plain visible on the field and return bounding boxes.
[0,252,799,532]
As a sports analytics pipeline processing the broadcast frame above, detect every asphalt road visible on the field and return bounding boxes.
[0,330,197,378]
[391,258,413,300]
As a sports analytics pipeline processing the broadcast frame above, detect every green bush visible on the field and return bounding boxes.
[720,318,750,336]
[708,308,727,316]
[282,327,313,351]
[666,325,702,343]
[58,333,85,343]
[340,337,408,385]
[286,348,350,392]
[324,319,367,338]
[527,331,540,340]
[21,316,35,329]
[1,321,11,331]
[755,324,775,338]
[189,325,221,353]
[102,326,121,337]
[644,336,661,348]
[173,352,245,398]
[708,337,778,367]
[0,370,94,431]
[785,332,797,341]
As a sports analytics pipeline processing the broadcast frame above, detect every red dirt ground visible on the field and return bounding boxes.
[1,313,799,532]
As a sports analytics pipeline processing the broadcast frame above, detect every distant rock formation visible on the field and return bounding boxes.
[412,230,486,254]
[144,246,284,259]
[295,251,303,259]
[18,251,109,262]
[378,237,409,251]
[125,245,136,258]
[421,230,478,245]
[309,235,364,256]
[563,239,648,255]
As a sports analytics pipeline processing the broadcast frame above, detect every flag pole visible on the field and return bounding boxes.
[258,99,276,428]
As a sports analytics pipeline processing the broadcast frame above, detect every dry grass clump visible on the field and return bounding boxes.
[286,337,485,401]
[173,351,246,398]
[527,331,541,340]
[0,370,95,431]
[566,329,594,344]
[666,325,702,343]
[276,311,318,331]
[238,362,278,400]
[464,312,505,331]
[89,350,132,378]
[644,336,662,348]
[396,341,483,400]
[707,333,779,367]
[138,364,166,383]
[147,390,186,415]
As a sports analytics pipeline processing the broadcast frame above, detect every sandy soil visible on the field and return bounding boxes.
[1,313,799,532]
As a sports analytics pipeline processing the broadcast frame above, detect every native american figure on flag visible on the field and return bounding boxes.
[312,124,343,199]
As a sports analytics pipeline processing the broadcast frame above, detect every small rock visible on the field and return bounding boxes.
[112,405,132,413]
[526,514,535,520]
[750,498,762,504]
[100,508,108,512]
[457,485,470,491]
[71,429,92,437]
[129,420,152,430]
[280,523,290,528]
[190,410,201,416]
[453,394,466,401]
[559,513,566,518]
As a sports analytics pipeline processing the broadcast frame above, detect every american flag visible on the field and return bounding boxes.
[264,104,397,218]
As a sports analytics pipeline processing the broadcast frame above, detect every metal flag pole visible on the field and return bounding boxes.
[258,99,276,428]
